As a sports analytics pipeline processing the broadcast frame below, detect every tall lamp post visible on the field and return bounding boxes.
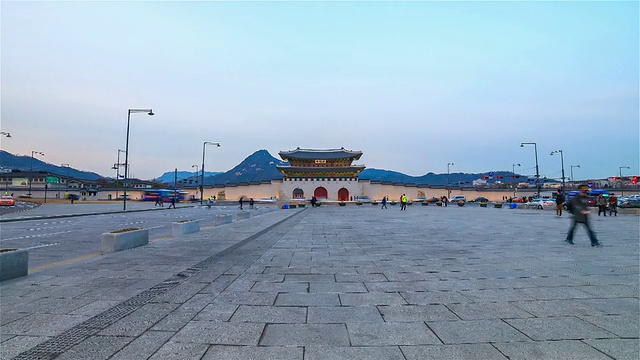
[619,166,630,179]
[201,141,221,205]
[61,164,70,195]
[112,149,126,201]
[0,131,11,138]
[2,132,11,192]
[123,108,154,211]
[550,149,565,189]
[447,162,454,199]
[511,163,521,197]
[570,165,580,186]
[520,142,540,197]
[29,151,45,196]
[192,165,199,201]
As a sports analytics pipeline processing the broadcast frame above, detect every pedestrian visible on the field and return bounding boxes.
[311,196,317,207]
[381,196,387,209]
[400,194,407,210]
[608,193,618,216]
[155,196,163,207]
[597,194,607,216]
[168,195,176,209]
[566,184,601,247]
[443,196,448,207]
[239,197,243,210]
[249,198,254,209]
[555,191,565,216]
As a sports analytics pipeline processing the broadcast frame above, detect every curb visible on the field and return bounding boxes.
[0,205,196,223]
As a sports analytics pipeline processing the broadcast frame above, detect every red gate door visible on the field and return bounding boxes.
[314,187,328,200]
[338,188,349,201]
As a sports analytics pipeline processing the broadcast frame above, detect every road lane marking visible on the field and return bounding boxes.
[0,230,73,242]
[29,252,102,272]
[22,243,60,250]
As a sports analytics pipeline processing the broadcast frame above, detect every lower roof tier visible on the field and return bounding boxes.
[277,165,365,178]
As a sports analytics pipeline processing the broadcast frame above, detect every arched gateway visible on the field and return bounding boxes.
[314,187,328,200]
[292,188,304,199]
[338,188,349,201]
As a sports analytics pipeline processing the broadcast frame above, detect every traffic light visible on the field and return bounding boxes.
[497,175,503,179]
[512,175,520,179]
[611,177,618,181]
[633,176,638,184]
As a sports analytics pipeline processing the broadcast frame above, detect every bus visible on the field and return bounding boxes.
[142,189,188,203]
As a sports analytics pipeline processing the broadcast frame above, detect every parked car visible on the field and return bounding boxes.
[449,195,467,203]
[0,195,15,206]
[66,194,80,201]
[472,196,489,203]
[619,199,640,208]
[526,198,556,210]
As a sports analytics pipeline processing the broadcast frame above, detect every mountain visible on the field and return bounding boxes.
[155,171,222,184]
[207,149,286,185]
[0,150,102,180]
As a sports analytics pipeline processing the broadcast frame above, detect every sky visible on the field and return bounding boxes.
[2,1,638,181]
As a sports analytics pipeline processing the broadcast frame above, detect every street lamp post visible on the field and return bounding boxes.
[550,150,565,189]
[123,109,154,211]
[29,150,45,197]
[619,166,630,196]
[0,131,10,138]
[447,162,454,199]
[520,142,540,197]
[512,163,521,197]
[112,149,126,201]
[570,165,580,186]
[192,165,199,201]
[201,142,221,205]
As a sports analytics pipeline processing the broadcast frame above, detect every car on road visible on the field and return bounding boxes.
[449,195,467,203]
[0,195,15,206]
[66,194,80,201]
[471,196,489,203]
[526,198,556,210]
[620,198,640,208]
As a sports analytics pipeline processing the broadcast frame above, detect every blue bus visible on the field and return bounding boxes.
[142,189,188,202]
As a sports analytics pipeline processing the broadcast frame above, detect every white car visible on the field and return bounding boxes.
[526,198,556,210]
[449,195,467,203]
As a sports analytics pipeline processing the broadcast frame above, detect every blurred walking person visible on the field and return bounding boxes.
[597,194,607,216]
[555,191,565,216]
[566,185,601,247]
[381,196,387,209]
[608,193,618,216]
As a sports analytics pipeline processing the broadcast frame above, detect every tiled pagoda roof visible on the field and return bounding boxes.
[279,148,363,161]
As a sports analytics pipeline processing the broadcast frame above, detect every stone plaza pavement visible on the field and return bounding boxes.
[1,204,639,359]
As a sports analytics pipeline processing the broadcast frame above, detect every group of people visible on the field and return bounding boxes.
[596,193,618,217]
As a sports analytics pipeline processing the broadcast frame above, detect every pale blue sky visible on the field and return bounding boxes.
[2,1,638,181]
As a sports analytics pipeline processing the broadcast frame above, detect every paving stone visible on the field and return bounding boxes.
[580,298,640,315]
[584,338,640,360]
[230,305,307,323]
[336,273,388,282]
[378,304,459,322]
[578,285,640,298]
[172,321,264,345]
[310,282,368,293]
[110,330,175,360]
[446,302,534,320]
[340,292,407,306]
[250,281,308,293]
[400,291,471,305]
[192,303,239,322]
[0,313,89,336]
[348,322,441,346]
[284,274,336,282]
[202,345,304,359]
[148,341,209,360]
[259,324,350,346]
[494,340,613,360]
[99,303,179,336]
[69,300,123,316]
[275,293,340,306]
[305,346,405,360]
[578,314,639,337]
[0,335,50,359]
[213,291,277,306]
[56,335,133,360]
[364,281,430,292]
[151,308,200,331]
[427,319,530,343]
[460,289,535,302]
[512,299,605,317]
[515,286,594,300]
[505,317,617,340]
[400,343,508,359]
[308,306,383,323]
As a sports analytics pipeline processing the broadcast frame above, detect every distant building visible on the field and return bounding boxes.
[276,147,365,201]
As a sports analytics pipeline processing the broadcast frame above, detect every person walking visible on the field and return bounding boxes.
[239,197,243,210]
[443,196,449,207]
[381,196,387,209]
[400,194,407,210]
[310,196,317,207]
[597,194,607,216]
[566,184,601,247]
[249,198,254,209]
[168,195,176,209]
[155,195,163,207]
[608,193,618,216]
[555,191,565,216]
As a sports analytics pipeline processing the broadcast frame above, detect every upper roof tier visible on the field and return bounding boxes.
[279,147,363,161]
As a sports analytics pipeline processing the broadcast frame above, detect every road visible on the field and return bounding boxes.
[0,205,248,270]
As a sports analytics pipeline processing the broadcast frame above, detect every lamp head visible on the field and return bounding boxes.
[520,143,524,147]
[148,110,154,116]
[5,133,10,138]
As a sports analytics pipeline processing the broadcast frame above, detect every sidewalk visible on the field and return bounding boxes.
[1,205,638,359]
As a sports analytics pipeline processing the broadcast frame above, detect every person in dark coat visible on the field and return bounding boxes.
[239,197,243,210]
[566,185,601,247]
